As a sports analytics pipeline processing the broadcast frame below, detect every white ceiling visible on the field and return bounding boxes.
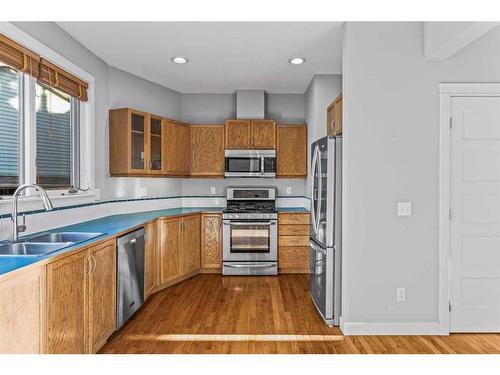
[57,22,343,94]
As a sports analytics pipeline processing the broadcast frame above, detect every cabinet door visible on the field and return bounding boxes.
[88,240,116,353]
[164,120,190,175]
[160,218,182,284]
[190,125,225,177]
[251,120,276,149]
[130,110,149,173]
[148,116,164,174]
[144,221,157,298]
[333,95,342,136]
[225,120,251,149]
[201,214,222,270]
[276,125,307,178]
[47,250,88,354]
[182,215,201,274]
[0,266,46,354]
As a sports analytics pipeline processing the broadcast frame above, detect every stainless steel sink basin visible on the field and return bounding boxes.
[0,242,73,256]
[28,232,103,244]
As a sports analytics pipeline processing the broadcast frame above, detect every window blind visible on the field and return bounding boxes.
[0,34,40,77]
[38,58,88,102]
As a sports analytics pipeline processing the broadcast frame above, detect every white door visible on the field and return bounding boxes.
[450,96,500,332]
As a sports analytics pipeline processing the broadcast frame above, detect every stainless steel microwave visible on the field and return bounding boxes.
[224,150,276,178]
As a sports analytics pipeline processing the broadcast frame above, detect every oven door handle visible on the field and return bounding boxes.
[224,222,275,226]
[225,263,277,268]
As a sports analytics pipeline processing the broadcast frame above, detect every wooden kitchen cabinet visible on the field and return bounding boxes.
[276,124,307,178]
[87,240,116,353]
[47,240,116,354]
[164,119,190,176]
[182,214,201,274]
[47,249,89,354]
[201,213,222,271]
[225,119,252,149]
[327,94,342,136]
[144,220,158,299]
[0,265,47,354]
[225,119,276,149]
[160,218,182,284]
[110,108,157,176]
[148,115,164,174]
[190,125,225,177]
[278,213,310,273]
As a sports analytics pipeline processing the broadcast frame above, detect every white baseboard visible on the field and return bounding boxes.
[341,321,448,336]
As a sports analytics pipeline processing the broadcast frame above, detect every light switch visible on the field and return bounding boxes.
[397,202,412,216]
[396,288,406,302]
[210,187,216,195]
[137,187,147,197]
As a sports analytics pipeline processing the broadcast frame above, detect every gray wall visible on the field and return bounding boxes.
[342,22,500,328]
[106,67,183,198]
[181,92,308,196]
[305,74,343,196]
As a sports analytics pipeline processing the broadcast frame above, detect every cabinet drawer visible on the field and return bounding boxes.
[278,236,309,247]
[278,213,310,225]
[279,247,309,269]
[279,224,309,236]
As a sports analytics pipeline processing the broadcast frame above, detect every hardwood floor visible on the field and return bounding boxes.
[99,274,500,354]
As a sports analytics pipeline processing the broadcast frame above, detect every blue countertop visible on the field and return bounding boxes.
[0,207,309,276]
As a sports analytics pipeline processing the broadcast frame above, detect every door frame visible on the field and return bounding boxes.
[439,83,500,334]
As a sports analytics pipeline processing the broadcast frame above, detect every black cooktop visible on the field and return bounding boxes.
[224,201,277,213]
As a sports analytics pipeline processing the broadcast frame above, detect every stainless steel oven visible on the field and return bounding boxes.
[224,150,276,178]
[222,187,278,275]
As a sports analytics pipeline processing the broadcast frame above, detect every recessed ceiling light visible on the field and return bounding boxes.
[171,56,188,64]
[289,57,305,65]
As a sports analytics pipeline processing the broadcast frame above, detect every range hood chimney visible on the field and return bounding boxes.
[236,90,265,119]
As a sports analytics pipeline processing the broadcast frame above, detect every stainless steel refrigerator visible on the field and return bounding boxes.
[310,136,342,326]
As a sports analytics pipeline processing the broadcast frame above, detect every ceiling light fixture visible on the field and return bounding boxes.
[289,57,305,65]
[171,56,188,64]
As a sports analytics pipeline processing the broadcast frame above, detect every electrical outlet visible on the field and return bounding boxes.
[286,187,292,195]
[210,187,216,195]
[396,288,406,302]
[137,187,147,197]
[397,202,412,216]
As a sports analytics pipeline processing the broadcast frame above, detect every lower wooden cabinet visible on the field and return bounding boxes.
[160,214,201,285]
[47,249,89,354]
[144,220,158,298]
[47,239,116,354]
[87,240,116,353]
[0,265,46,353]
[278,213,310,273]
[201,213,222,271]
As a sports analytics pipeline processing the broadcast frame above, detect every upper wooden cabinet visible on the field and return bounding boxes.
[276,124,307,178]
[251,119,276,149]
[109,108,166,176]
[327,94,342,136]
[190,125,225,177]
[164,119,190,176]
[225,119,276,149]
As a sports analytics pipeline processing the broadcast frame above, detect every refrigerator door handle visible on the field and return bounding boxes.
[310,145,320,234]
[310,240,328,255]
[316,147,323,235]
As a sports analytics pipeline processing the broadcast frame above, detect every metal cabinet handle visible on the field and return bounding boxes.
[91,254,97,274]
[87,256,92,275]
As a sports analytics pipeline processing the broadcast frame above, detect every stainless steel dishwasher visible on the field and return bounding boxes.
[116,227,145,329]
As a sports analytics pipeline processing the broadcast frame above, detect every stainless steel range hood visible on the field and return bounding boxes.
[236,89,265,119]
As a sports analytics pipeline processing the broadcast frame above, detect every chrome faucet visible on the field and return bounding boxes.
[11,184,54,242]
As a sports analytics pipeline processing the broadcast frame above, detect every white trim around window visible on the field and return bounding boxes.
[0,22,98,212]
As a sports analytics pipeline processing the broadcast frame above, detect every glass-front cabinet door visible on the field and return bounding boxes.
[148,116,163,173]
[129,110,148,172]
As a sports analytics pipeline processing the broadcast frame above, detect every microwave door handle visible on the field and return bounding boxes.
[260,156,264,175]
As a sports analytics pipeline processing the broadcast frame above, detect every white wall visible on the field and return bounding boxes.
[305,74,342,196]
[341,22,500,333]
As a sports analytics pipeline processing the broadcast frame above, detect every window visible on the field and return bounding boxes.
[0,63,21,195]
[0,64,80,196]
[35,83,79,189]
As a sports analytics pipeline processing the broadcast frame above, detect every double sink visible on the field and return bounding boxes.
[0,232,104,257]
